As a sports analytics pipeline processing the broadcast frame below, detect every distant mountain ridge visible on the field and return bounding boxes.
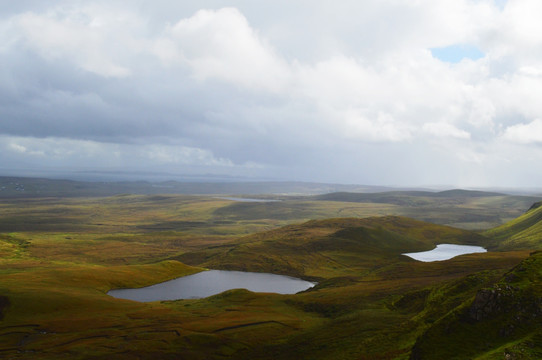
[1,175,540,198]
[314,189,505,203]
[0,176,399,198]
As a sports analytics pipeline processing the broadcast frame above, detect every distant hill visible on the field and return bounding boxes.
[312,191,542,231]
[314,189,505,204]
[0,176,396,198]
[434,189,504,197]
[484,201,542,250]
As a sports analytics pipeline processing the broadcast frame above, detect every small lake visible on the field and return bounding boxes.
[107,270,315,302]
[402,244,487,262]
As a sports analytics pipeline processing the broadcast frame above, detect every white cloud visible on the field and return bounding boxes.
[2,1,542,186]
[501,119,542,144]
[455,148,486,164]
[143,144,233,166]
[9,5,141,78]
[7,142,45,156]
[1,136,236,167]
[422,122,471,139]
[343,110,412,142]
[160,8,289,91]
[501,0,542,48]
[293,56,376,105]
[3,137,99,159]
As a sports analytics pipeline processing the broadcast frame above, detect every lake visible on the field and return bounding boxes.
[402,244,487,262]
[107,270,315,302]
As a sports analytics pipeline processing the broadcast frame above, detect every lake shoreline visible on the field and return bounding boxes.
[403,244,487,262]
[108,269,315,302]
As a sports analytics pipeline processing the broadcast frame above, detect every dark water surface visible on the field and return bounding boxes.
[108,270,315,302]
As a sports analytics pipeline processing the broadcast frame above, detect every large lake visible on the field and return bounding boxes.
[402,244,487,262]
[108,270,315,302]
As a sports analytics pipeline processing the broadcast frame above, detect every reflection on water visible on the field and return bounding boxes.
[403,244,486,262]
[108,270,315,302]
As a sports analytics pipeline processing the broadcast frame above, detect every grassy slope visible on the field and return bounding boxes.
[0,260,207,359]
[484,201,542,250]
[409,251,542,360]
[215,216,528,360]
[403,203,542,360]
[176,216,533,359]
[178,216,491,280]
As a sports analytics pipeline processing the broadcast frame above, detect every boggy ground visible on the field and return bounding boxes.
[0,194,540,359]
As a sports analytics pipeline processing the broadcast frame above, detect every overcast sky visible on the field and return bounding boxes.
[1,0,542,187]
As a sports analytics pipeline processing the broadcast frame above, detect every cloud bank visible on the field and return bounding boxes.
[1,0,542,187]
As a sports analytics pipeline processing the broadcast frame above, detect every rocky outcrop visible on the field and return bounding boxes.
[468,285,517,321]
[409,252,542,359]
[468,284,542,336]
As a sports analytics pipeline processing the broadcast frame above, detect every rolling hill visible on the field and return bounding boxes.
[177,216,492,280]
[175,211,542,359]
[405,202,542,359]
[485,201,542,250]
[410,250,542,360]
[0,190,541,359]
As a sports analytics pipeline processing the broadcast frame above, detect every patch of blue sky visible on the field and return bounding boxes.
[494,0,507,10]
[430,44,485,63]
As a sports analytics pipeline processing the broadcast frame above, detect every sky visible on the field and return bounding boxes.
[1,0,542,187]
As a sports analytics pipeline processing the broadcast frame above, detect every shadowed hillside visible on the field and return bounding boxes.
[410,251,542,360]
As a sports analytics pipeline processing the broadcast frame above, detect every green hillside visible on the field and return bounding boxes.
[0,191,540,359]
[485,201,542,250]
[410,250,542,360]
[178,216,491,280]
[183,217,525,360]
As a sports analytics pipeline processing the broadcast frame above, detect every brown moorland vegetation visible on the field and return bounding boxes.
[0,191,540,359]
